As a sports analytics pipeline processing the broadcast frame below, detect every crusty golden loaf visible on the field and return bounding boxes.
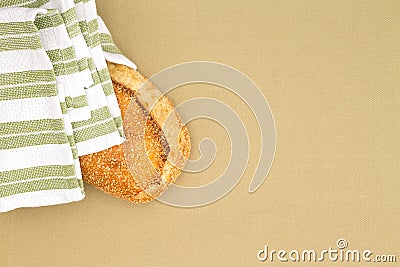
[79,62,190,203]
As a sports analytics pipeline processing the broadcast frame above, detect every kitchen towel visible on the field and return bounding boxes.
[0,1,93,89]
[0,7,85,212]
[0,0,139,212]
[0,0,92,123]
[0,0,125,156]
[35,8,90,123]
[42,0,94,91]
[34,9,85,192]
[75,0,124,138]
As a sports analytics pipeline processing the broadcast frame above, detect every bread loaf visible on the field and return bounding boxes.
[79,62,190,202]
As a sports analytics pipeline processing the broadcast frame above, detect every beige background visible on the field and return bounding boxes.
[1,0,399,266]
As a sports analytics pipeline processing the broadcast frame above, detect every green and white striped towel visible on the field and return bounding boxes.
[0,0,138,212]
[43,0,125,155]
[1,0,125,156]
[34,9,85,192]
[0,7,85,212]
[1,1,94,90]
[35,9,90,123]
[75,0,124,138]
[0,0,92,124]
[42,0,94,90]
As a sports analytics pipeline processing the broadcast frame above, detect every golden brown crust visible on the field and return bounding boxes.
[79,62,190,203]
[106,62,146,92]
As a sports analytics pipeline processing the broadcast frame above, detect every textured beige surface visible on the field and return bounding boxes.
[1,1,399,266]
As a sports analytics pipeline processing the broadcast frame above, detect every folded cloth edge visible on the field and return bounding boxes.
[97,16,137,70]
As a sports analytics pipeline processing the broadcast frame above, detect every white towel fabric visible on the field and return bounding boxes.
[1,0,92,123]
[0,0,138,212]
[75,0,124,137]
[42,0,94,90]
[35,9,91,123]
[0,7,85,212]
[1,0,126,156]
[34,9,85,192]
